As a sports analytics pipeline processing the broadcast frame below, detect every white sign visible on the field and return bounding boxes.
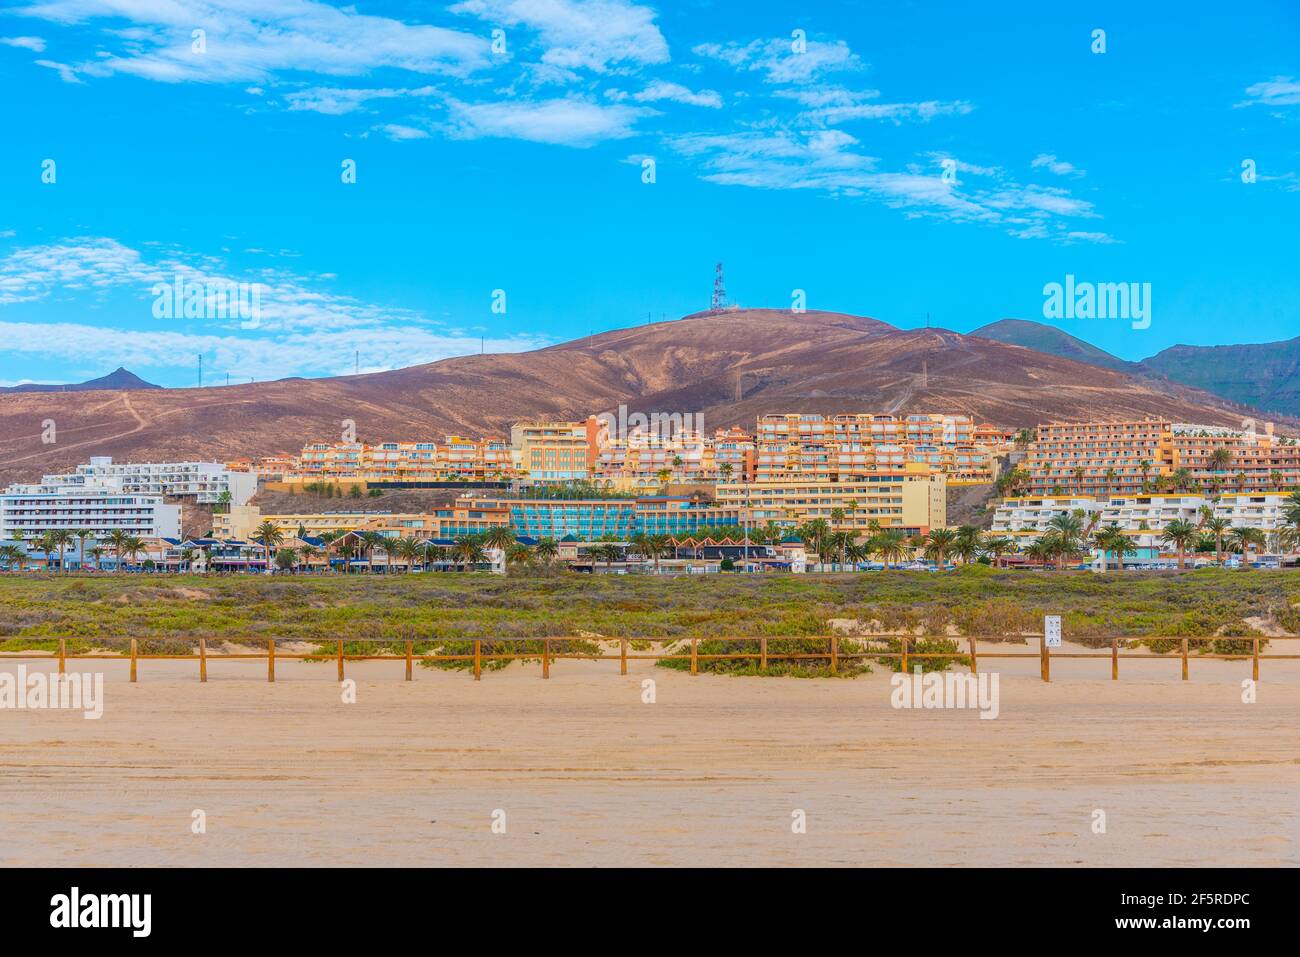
[1044,616,1062,648]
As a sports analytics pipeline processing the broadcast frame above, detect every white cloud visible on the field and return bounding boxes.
[285,85,438,116]
[609,80,722,108]
[0,319,547,381]
[1030,153,1085,178]
[13,0,492,84]
[444,95,647,146]
[0,35,46,51]
[374,123,431,141]
[451,0,667,73]
[666,130,1110,242]
[0,236,549,379]
[1238,76,1300,108]
[693,36,863,84]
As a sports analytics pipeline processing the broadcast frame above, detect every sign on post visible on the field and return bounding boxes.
[1044,615,1062,648]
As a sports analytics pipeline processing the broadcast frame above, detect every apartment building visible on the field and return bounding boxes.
[989,496,1106,542]
[0,481,182,540]
[753,413,990,483]
[39,456,256,506]
[593,430,711,487]
[716,466,946,535]
[1212,492,1293,532]
[711,428,756,482]
[1098,494,1210,547]
[510,418,601,481]
[1023,419,1300,495]
[465,495,636,540]
[294,437,514,483]
[1023,419,1171,496]
[215,505,441,540]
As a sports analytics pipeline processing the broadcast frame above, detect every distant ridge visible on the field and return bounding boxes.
[970,319,1134,373]
[0,308,1281,486]
[1,367,162,393]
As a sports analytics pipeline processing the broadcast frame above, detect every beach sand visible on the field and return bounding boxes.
[1,640,1297,867]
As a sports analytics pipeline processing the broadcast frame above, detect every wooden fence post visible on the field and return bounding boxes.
[620,638,628,676]
[1180,638,1189,681]
[474,640,482,681]
[1111,637,1119,681]
[690,638,698,676]
[760,636,768,670]
[830,635,838,674]
[58,638,66,675]
[336,639,344,682]
[199,637,207,683]
[542,639,550,679]
[405,640,413,681]
[130,638,138,683]
[1040,634,1049,683]
[1252,637,1260,682]
[267,639,275,683]
[968,637,977,675]
[900,635,908,674]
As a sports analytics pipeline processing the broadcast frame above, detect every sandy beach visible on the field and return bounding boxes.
[1,640,1297,867]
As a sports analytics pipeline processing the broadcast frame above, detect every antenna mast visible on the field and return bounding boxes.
[710,263,728,313]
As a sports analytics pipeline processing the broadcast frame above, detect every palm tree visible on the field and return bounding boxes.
[1201,516,1232,565]
[118,535,146,571]
[33,531,58,572]
[1092,524,1134,571]
[87,546,105,572]
[454,536,486,571]
[590,542,622,573]
[953,525,983,565]
[872,530,910,570]
[505,542,534,569]
[484,525,517,558]
[1210,447,1234,472]
[274,547,299,573]
[718,462,734,482]
[357,531,385,573]
[533,537,559,567]
[1045,513,1084,570]
[0,544,24,571]
[213,489,233,514]
[392,537,422,572]
[73,529,93,571]
[1283,490,1300,534]
[334,536,357,573]
[179,547,196,573]
[982,535,1015,569]
[1160,519,1198,570]
[921,528,957,569]
[1228,527,1266,564]
[254,520,283,575]
[1138,459,1153,490]
[1170,468,1193,492]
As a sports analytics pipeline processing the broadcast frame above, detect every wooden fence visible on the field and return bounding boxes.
[3,635,1297,683]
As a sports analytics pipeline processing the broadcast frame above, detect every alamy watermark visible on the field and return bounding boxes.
[596,403,704,445]
[890,667,1000,719]
[152,273,263,328]
[1042,274,1151,330]
[0,667,104,719]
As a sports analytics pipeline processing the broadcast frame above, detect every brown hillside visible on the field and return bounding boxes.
[0,309,1278,485]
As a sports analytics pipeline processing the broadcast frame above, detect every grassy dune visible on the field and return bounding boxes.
[1,566,1298,650]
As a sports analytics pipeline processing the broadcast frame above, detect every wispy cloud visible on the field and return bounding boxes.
[0,35,46,51]
[284,85,439,116]
[608,80,722,109]
[451,0,668,73]
[443,95,648,146]
[13,0,492,83]
[693,36,862,84]
[1238,75,1300,108]
[0,237,548,379]
[1030,153,1086,178]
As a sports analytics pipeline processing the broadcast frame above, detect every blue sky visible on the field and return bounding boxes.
[0,0,1297,387]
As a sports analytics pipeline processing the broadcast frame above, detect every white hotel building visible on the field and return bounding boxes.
[38,456,256,506]
[0,480,182,541]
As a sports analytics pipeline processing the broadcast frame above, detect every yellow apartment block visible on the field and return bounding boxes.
[214,505,435,540]
[715,465,946,535]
